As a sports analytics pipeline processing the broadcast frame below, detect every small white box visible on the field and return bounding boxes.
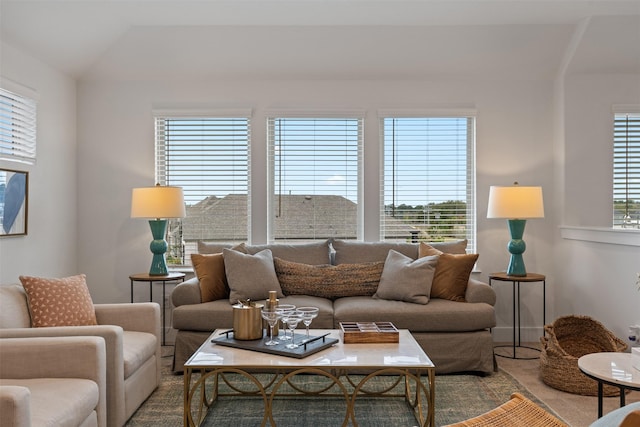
[632,347,640,371]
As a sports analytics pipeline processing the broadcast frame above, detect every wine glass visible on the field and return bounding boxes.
[276,304,296,341]
[297,306,319,339]
[261,309,281,346]
[285,311,303,349]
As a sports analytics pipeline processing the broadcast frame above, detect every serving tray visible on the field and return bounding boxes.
[212,331,338,359]
[339,322,400,344]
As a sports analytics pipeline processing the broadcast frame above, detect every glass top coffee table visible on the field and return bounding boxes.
[184,329,435,427]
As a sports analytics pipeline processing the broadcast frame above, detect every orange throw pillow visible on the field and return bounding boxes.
[430,253,478,302]
[191,253,229,302]
[19,274,97,327]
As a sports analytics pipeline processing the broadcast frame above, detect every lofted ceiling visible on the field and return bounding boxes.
[1,0,639,81]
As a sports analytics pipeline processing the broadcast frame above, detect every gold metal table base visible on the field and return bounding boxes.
[184,367,435,427]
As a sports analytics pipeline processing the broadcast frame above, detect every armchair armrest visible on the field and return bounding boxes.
[0,385,30,427]
[465,278,496,305]
[171,277,202,307]
[0,326,124,427]
[0,336,107,427]
[94,302,160,337]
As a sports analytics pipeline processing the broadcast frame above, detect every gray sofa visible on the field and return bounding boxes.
[171,239,497,375]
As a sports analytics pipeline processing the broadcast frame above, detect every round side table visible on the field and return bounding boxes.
[130,272,185,345]
[578,352,640,418]
[489,272,546,360]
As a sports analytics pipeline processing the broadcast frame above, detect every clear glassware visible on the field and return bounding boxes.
[275,304,296,341]
[260,309,281,346]
[297,306,319,339]
[285,312,303,349]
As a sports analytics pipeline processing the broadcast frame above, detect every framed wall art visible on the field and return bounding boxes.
[0,168,28,236]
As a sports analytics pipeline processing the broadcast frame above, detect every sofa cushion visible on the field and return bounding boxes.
[18,274,97,327]
[223,248,283,303]
[0,284,31,328]
[332,239,468,264]
[235,240,331,265]
[430,253,479,302]
[191,253,229,302]
[333,296,495,332]
[374,251,438,304]
[274,257,383,300]
[122,331,157,379]
[0,378,98,427]
[172,295,335,331]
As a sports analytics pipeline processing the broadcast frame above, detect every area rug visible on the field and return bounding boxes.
[126,352,553,426]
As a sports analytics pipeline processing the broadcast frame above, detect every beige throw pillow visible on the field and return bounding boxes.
[19,274,97,327]
[223,248,283,303]
[274,257,384,300]
[374,250,438,304]
[191,253,229,302]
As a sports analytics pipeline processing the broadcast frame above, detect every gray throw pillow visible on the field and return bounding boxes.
[223,248,283,304]
[374,250,438,304]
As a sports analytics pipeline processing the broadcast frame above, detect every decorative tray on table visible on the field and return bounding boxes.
[339,322,400,344]
[211,330,339,359]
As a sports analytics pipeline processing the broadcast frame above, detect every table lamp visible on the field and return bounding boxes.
[131,184,186,276]
[487,182,544,277]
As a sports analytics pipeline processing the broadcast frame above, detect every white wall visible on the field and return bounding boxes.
[554,73,640,341]
[0,42,77,283]
[76,77,557,336]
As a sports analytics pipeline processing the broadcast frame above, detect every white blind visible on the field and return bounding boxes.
[0,88,36,164]
[613,113,640,228]
[267,117,363,241]
[380,117,476,252]
[155,116,250,263]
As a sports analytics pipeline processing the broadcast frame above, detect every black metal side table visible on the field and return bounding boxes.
[129,272,185,345]
[489,272,546,360]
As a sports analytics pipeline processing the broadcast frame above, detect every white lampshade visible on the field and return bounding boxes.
[131,185,186,219]
[487,184,544,219]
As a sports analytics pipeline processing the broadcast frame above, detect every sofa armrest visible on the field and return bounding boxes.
[0,385,30,427]
[0,336,107,427]
[171,277,202,307]
[465,278,496,305]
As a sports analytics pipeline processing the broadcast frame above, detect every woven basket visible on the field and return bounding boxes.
[540,315,628,396]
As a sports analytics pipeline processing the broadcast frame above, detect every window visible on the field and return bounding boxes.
[381,115,476,252]
[0,87,36,164]
[613,112,640,228]
[267,115,363,242]
[155,113,250,264]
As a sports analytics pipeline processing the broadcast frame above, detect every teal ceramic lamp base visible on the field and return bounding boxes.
[148,219,169,276]
[506,219,527,276]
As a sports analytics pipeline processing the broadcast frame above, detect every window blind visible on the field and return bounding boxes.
[613,113,640,228]
[267,117,363,241]
[0,88,36,164]
[381,117,476,252]
[155,116,250,264]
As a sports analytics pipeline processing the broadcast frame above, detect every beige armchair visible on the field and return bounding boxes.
[0,284,161,427]
[0,336,107,427]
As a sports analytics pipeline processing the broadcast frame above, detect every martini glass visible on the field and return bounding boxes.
[285,312,303,349]
[260,309,281,346]
[297,306,319,339]
[276,304,296,341]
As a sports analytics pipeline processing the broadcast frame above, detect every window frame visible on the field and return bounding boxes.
[0,82,37,165]
[153,109,251,264]
[613,107,640,229]
[378,110,477,253]
[266,110,365,243]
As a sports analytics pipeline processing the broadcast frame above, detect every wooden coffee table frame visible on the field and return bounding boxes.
[184,329,435,427]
